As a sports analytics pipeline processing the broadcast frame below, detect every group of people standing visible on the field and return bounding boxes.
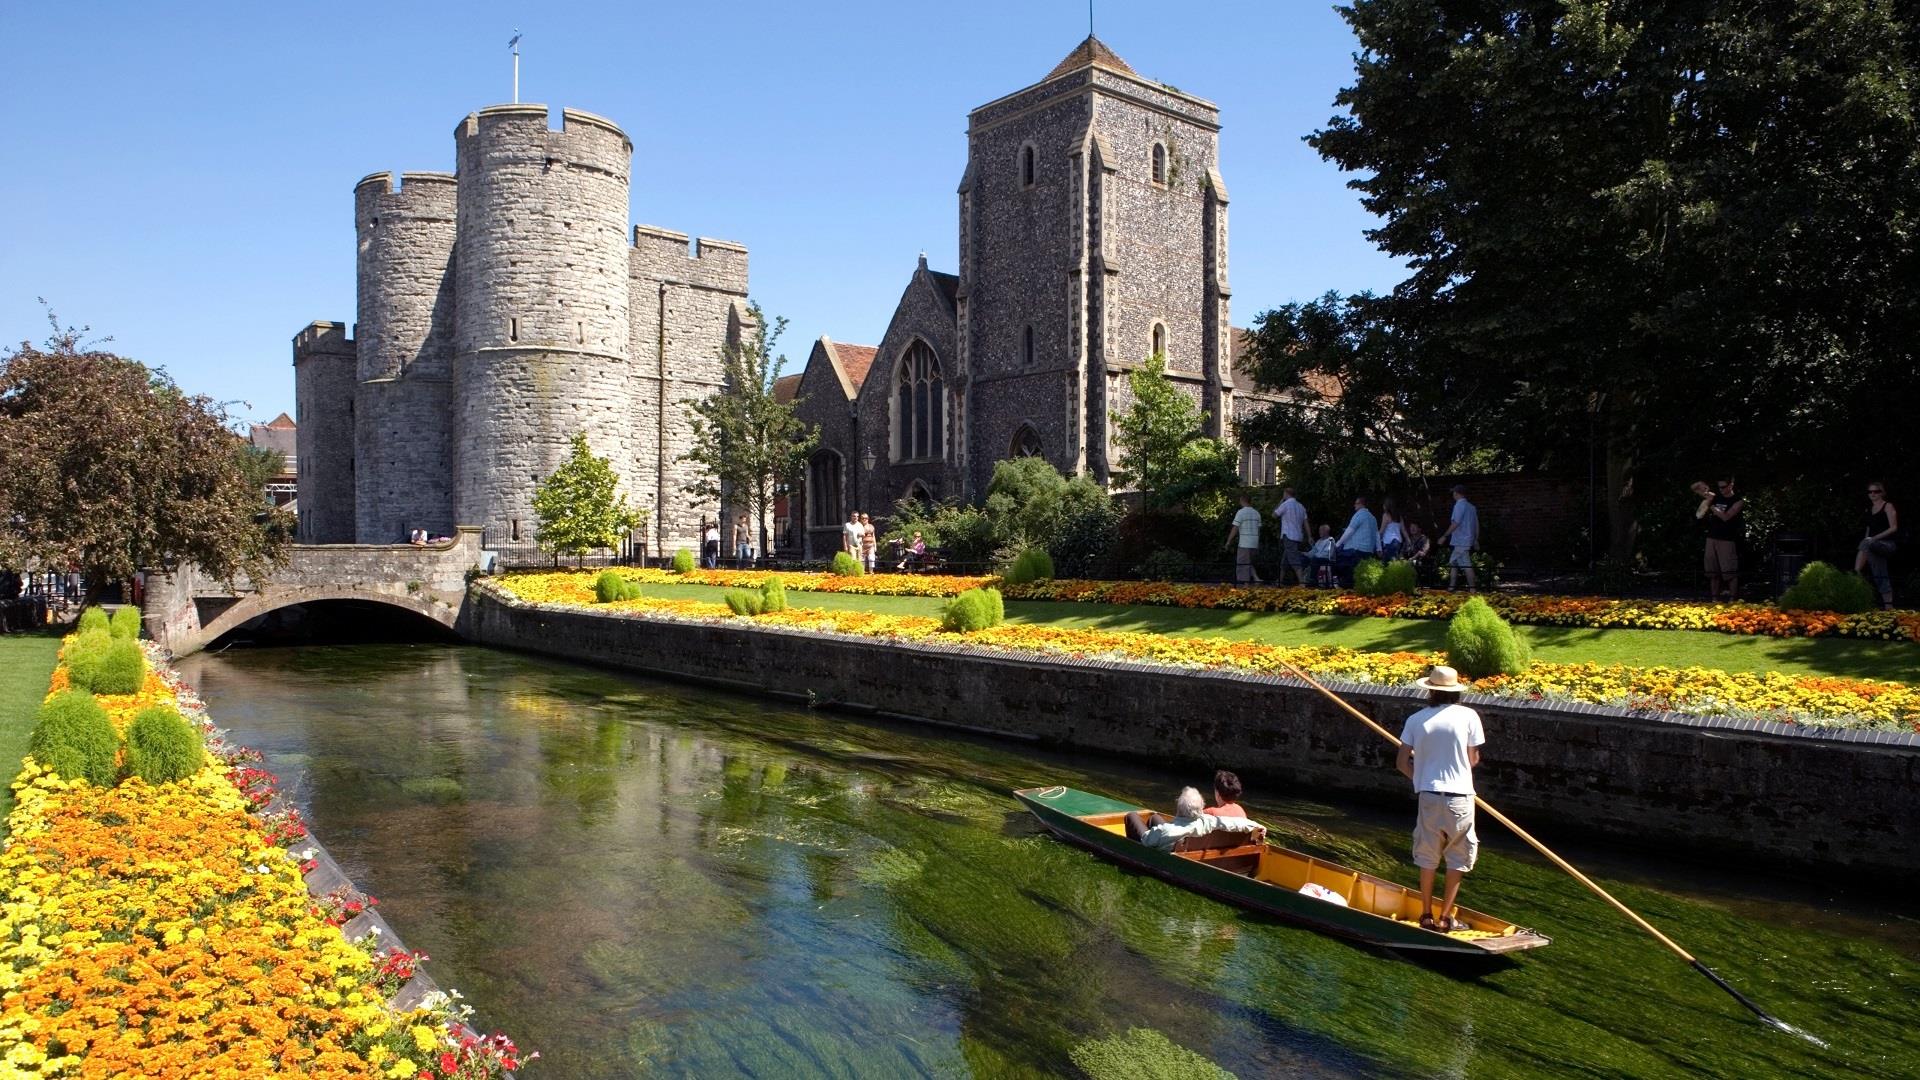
[1229,485,1482,591]
[699,516,761,569]
[842,511,878,572]
[1693,477,1901,608]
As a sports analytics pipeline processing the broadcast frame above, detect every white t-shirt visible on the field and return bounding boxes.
[1274,497,1308,542]
[1232,506,1261,548]
[1399,703,1485,796]
[1450,499,1479,550]
[843,521,863,551]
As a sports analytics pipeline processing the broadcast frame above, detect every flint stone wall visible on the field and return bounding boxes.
[464,587,1920,882]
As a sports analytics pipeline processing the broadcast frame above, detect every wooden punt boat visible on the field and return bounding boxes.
[1015,786,1550,957]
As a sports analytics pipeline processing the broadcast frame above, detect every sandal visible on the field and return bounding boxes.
[1418,914,1442,931]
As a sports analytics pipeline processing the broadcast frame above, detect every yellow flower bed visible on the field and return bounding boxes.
[532,567,1920,643]
[0,642,529,1079]
[494,575,1920,731]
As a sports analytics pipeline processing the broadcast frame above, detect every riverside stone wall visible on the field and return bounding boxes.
[463,587,1920,882]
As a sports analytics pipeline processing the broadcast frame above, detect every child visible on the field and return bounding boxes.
[1307,525,1336,587]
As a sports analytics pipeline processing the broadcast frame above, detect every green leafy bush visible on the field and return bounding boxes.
[76,607,109,635]
[1778,561,1875,614]
[1004,547,1055,585]
[29,690,119,787]
[593,570,642,603]
[109,605,142,639]
[829,550,864,577]
[671,548,698,574]
[723,589,765,616]
[941,587,1005,632]
[124,704,205,784]
[64,633,146,694]
[1354,558,1418,597]
[1444,597,1532,679]
[1138,548,1195,582]
[758,579,787,613]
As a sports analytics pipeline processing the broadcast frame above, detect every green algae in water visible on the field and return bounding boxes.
[176,643,1920,1080]
[1070,1028,1236,1080]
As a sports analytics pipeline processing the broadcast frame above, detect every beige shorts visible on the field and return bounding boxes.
[1412,792,1478,872]
[1704,539,1738,575]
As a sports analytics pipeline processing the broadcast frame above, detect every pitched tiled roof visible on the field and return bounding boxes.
[772,373,802,405]
[831,343,879,392]
[1230,327,1342,400]
[1047,35,1137,81]
[262,411,295,429]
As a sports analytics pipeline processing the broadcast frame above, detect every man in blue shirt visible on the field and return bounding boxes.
[1334,496,1380,588]
[1437,485,1480,592]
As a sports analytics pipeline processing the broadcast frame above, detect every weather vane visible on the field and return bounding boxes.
[508,29,522,103]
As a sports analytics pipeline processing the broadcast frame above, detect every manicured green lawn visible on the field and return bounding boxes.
[635,581,1920,682]
[0,630,62,830]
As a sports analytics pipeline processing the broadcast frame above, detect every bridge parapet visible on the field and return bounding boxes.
[146,526,486,655]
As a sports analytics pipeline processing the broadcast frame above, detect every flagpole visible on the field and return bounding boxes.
[509,30,522,103]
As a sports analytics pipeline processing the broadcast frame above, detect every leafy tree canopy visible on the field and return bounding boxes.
[1113,352,1241,515]
[0,313,289,601]
[680,303,818,552]
[1244,1,1920,557]
[533,433,643,559]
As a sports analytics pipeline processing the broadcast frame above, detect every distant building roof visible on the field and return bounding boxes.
[260,411,295,429]
[1047,35,1137,81]
[248,416,298,463]
[772,373,802,405]
[831,342,879,392]
[1229,327,1342,400]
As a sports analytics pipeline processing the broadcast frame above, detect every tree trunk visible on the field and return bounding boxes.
[1605,430,1639,562]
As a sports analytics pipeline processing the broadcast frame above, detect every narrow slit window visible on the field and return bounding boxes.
[1152,143,1167,185]
[1021,145,1035,188]
[509,317,520,343]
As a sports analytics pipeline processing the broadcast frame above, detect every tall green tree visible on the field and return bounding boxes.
[0,314,289,603]
[1253,1,1920,559]
[532,433,643,563]
[1113,352,1240,512]
[680,303,818,555]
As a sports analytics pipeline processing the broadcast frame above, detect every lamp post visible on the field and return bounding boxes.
[861,448,878,515]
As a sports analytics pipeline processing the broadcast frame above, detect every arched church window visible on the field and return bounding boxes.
[807,450,843,528]
[894,342,944,461]
[1151,322,1168,360]
[1151,142,1167,185]
[1010,424,1043,459]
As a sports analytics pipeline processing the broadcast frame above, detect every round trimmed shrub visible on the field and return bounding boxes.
[124,704,205,784]
[829,551,864,577]
[1444,597,1531,679]
[87,638,147,695]
[1003,547,1055,586]
[941,587,1005,633]
[1352,558,1386,595]
[29,690,118,787]
[594,571,641,603]
[1778,561,1875,614]
[1380,560,1418,596]
[723,589,765,616]
[76,607,109,635]
[759,579,788,613]
[671,548,697,574]
[61,629,111,681]
[1356,559,1418,597]
[109,605,142,640]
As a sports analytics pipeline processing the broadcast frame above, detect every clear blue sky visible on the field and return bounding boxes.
[0,1,1404,425]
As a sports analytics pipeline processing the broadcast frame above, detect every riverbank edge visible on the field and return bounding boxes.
[463,586,1920,883]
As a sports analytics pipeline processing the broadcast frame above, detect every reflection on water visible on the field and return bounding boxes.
[176,645,1918,1079]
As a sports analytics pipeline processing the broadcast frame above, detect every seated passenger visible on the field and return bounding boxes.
[1124,786,1265,851]
[1206,770,1246,818]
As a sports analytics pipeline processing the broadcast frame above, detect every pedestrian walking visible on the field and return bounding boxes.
[860,513,877,573]
[1272,487,1312,586]
[843,511,864,558]
[701,519,721,569]
[1395,665,1485,932]
[1692,477,1743,602]
[734,515,754,564]
[1226,493,1263,584]
[1856,481,1899,609]
[1380,497,1405,562]
[1437,485,1480,592]
[1333,496,1381,587]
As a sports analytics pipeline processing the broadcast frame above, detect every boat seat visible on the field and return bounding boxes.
[1175,843,1265,863]
[1173,830,1262,853]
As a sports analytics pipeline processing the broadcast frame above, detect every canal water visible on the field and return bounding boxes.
[175,644,1916,1079]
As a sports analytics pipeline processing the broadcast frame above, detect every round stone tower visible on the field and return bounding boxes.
[353,170,457,543]
[451,105,637,547]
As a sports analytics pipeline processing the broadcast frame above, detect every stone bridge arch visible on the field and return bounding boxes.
[145,526,485,655]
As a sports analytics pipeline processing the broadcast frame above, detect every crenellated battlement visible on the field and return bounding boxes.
[292,321,354,361]
[455,103,631,178]
[354,171,457,224]
[629,226,749,293]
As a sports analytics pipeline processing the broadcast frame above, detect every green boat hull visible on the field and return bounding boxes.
[1014,786,1549,958]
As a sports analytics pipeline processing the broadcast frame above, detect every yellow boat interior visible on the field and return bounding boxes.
[1080,810,1522,939]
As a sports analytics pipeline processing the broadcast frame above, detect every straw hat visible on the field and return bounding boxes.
[1414,665,1464,692]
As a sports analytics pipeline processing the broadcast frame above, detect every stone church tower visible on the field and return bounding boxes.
[294,105,748,552]
[790,37,1244,555]
[957,36,1231,492]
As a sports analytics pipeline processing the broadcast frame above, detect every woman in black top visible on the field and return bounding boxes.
[1854,481,1899,609]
